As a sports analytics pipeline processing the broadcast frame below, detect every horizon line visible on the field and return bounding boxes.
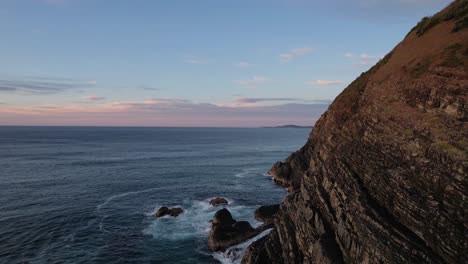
[0,124,314,129]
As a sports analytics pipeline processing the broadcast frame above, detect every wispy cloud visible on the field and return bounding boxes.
[83,95,106,101]
[235,97,302,104]
[235,62,255,68]
[344,52,383,67]
[218,97,332,107]
[0,98,329,127]
[280,47,313,62]
[139,85,161,91]
[185,56,210,65]
[0,76,96,95]
[304,99,333,104]
[234,76,270,88]
[307,80,345,86]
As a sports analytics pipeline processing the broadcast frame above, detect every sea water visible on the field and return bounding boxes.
[0,127,309,264]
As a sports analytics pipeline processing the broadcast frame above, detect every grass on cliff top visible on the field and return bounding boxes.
[411,0,468,36]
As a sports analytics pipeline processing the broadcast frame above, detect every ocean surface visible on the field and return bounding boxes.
[0,127,309,264]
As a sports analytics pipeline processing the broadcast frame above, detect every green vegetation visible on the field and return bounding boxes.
[414,16,441,36]
[409,57,432,78]
[410,0,468,36]
[432,141,467,157]
[403,129,413,137]
[453,15,468,32]
[422,115,441,126]
[376,52,392,68]
[441,43,466,68]
[445,0,468,32]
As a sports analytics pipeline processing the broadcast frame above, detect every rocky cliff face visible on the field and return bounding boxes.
[243,1,468,263]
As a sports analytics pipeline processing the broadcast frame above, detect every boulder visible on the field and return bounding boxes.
[209,197,229,206]
[155,206,184,218]
[155,206,170,217]
[169,207,183,217]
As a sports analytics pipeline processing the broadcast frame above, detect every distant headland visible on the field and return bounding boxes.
[263,125,313,129]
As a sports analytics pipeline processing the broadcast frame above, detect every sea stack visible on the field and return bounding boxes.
[208,209,260,252]
[244,1,467,263]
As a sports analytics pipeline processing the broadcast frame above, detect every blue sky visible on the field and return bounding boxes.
[0,0,451,126]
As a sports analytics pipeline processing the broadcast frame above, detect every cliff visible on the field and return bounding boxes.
[243,1,468,263]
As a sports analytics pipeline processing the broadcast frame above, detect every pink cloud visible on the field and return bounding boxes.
[0,99,329,127]
[83,95,106,101]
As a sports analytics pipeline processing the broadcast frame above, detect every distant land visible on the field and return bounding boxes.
[264,125,313,128]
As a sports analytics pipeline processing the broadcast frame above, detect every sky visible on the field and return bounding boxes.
[0,0,452,127]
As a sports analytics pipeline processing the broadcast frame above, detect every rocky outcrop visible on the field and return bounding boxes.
[268,143,311,191]
[244,2,468,264]
[210,197,229,206]
[154,207,184,217]
[254,204,280,224]
[209,209,261,252]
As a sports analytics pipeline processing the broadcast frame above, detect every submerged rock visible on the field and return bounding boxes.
[208,209,260,252]
[209,197,229,206]
[155,206,184,218]
[254,204,279,224]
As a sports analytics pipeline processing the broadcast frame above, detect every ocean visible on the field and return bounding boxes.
[0,126,309,264]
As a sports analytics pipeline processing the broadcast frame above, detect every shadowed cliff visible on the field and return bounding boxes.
[243,1,467,263]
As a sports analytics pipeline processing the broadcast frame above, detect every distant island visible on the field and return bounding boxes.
[264,125,313,129]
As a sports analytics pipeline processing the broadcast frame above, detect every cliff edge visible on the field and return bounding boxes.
[244,1,467,263]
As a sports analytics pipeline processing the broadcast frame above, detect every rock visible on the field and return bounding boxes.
[155,206,170,217]
[254,204,280,224]
[210,197,229,206]
[212,208,236,225]
[169,207,183,217]
[208,209,260,252]
[243,3,468,264]
[155,206,184,218]
[268,147,311,191]
[268,161,291,188]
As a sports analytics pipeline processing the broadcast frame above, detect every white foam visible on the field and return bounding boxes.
[235,168,264,178]
[142,198,258,241]
[97,187,164,210]
[212,228,273,264]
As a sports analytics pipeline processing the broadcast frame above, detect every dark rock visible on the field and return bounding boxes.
[233,221,255,233]
[212,208,236,225]
[169,207,183,217]
[268,147,311,192]
[243,3,467,264]
[208,209,260,252]
[155,206,184,218]
[155,206,169,217]
[254,204,280,223]
[268,162,291,189]
[210,197,229,206]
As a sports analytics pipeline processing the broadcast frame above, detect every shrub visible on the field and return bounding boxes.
[409,57,431,78]
[452,15,468,32]
[441,43,465,68]
[415,16,441,36]
[410,0,468,37]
